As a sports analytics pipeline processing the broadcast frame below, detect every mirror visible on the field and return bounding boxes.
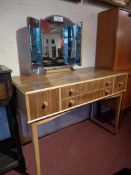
[27,15,82,69]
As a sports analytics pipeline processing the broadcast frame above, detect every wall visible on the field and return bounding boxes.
[0,0,108,140]
[0,0,107,76]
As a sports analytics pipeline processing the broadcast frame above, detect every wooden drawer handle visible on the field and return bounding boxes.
[106,81,110,86]
[69,100,75,107]
[69,89,75,96]
[42,101,48,109]
[119,82,123,87]
[105,89,110,95]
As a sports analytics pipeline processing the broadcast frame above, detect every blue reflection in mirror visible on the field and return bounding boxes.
[28,17,42,65]
[63,23,81,65]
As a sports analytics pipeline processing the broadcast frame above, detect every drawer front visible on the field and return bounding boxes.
[113,74,127,93]
[102,77,114,89]
[61,84,83,99]
[28,89,59,120]
[61,77,114,99]
[62,92,94,110]
[61,87,113,110]
[61,77,114,110]
[87,77,113,92]
[93,87,112,99]
[103,87,113,97]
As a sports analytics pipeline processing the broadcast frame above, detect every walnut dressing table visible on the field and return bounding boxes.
[12,67,127,175]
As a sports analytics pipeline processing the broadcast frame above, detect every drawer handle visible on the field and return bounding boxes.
[105,90,110,95]
[119,82,123,87]
[42,101,48,109]
[69,100,75,107]
[69,89,75,96]
[106,81,110,86]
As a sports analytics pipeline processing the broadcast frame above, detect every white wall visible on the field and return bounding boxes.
[0,0,107,76]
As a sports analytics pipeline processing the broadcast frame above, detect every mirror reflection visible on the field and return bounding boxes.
[27,16,82,68]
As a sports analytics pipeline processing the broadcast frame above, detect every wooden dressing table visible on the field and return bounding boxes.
[12,67,127,175]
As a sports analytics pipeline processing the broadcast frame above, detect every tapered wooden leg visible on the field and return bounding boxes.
[115,93,123,134]
[31,123,41,175]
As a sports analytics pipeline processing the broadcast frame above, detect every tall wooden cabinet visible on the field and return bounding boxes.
[95,8,131,110]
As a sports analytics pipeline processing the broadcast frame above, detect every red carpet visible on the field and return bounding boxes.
[5,111,131,175]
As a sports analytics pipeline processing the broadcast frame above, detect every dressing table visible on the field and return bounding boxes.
[12,67,127,175]
[15,15,128,174]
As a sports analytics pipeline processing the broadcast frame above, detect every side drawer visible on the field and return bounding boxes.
[113,74,127,93]
[28,89,60,120]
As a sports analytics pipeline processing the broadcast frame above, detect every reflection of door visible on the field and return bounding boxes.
[52,46,56,57]
[63,23,81,64]
[27,17,42,64]
[42,33,61,58]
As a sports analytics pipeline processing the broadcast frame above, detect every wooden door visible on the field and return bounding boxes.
[95,8,118,69]
[114,10,131,70]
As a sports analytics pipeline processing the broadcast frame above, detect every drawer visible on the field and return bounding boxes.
[92,88,109,100]
[61,77,114,99]
[61,81,101,99]
[62,92,94,110]
[103,87,112,97]
[62,96,80,110]
[61,87,113,110]
[28,89,60,120]
[102,77,114,88]
[61,84,83,99]
[113,74,127,93]
[87,77,113,92]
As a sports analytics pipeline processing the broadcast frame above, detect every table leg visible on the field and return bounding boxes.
[31,123,41,175]
[115,93,123,134]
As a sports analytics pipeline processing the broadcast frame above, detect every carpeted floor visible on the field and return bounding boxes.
[5,111,131,175]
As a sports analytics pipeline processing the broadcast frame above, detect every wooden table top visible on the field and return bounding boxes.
[12,67,127,94]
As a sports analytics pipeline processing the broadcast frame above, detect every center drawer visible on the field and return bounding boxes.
[61,86,113,110]
[61,77,114,99]
[28,88,60,120]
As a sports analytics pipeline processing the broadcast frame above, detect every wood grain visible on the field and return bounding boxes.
[28,88,60,120]
[12,67,127,94]
[96,8,118,69]
[13,68,127,123]
[95,8,131,109]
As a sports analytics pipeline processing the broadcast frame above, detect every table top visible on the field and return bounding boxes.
[12,67,127,94]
